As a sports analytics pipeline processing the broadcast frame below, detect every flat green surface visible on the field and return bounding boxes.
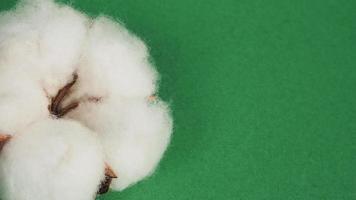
[1,0,356,199]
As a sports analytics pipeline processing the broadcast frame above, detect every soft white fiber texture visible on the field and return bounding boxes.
[0,0,172,199]
[67,98,172,190]
[0,119,106,200]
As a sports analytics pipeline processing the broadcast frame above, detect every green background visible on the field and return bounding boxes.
[1,0,355,199]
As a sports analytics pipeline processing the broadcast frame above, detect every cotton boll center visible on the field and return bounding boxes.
[45,72,118,195]
[48,73,80,118]
[47,73,103,118]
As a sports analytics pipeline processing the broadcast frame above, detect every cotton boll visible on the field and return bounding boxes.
[0,119,106,200]
[0,69,48,135]
[107,100,172,190]
[36,3,89,96]
[66,98,172,190]
[0,0,89,97]
[74,16,157,100]
[0,0,173,195]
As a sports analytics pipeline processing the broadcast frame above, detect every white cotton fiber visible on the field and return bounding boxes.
[0,119,105,200]
[0,69,48,134]
[73,16,157,100]
[66,98,172,190]
[0,0,173,198]
[0,0,89,97]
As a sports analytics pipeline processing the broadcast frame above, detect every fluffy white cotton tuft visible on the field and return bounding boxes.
[0,119,106,200]
[0,69,48,134]
[66,98,172,190]
[0,0,89,96]
[0,0,173,198]
[72,16,157,100]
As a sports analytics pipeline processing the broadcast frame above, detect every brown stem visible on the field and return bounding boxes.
[98,163,118,194]
[49,73,79,117]
[148,95,157,102]
[105,164,118,179]
[0,134,11,152]
[57,102,79,118]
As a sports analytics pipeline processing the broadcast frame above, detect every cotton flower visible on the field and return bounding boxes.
[0,0,172,199]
